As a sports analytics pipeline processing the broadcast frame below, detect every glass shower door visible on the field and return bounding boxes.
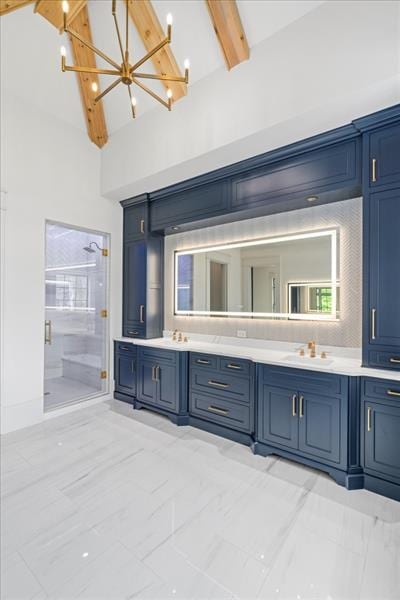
[44,222,109,411]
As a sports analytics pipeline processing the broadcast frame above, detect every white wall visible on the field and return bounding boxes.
[0,91,123,434]
[101,0,400,200]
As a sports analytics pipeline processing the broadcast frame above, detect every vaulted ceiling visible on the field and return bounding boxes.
[1,0,324,146]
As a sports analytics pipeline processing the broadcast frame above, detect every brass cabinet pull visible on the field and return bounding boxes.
[389,357,400,364]
[208,405,229,415]
[292,394,297,417]
[299,395,304,418]
[151,366,157,382]
[367,406,372,431]
[207,380,229,389]
[227,363,242,370]
[44,320,52,345]
[120,345,131,351]
[139,305,145,323]
[140,219,145,234]
[371,308,376,340]
[128,330,139,335]
[196,359,210,365]
[372,158,377,183]
[387,389,400,397]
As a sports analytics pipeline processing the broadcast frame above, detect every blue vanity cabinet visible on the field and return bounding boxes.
[361,377,400,501]
[136,347,189,424]
[255,365,350,480]
[368,123,400,189]
[114,341,137,403]
[121,196,164,340]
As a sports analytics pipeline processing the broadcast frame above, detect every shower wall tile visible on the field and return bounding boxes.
[164,198,362,348]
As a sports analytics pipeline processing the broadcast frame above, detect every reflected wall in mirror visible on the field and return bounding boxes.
[175,229,340,321]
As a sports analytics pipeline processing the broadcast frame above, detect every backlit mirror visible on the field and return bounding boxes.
[175,229,340,320]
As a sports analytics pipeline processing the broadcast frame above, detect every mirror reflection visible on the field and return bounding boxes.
[175,230,340,320]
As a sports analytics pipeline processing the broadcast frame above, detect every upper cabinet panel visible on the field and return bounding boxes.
[124,203,148,241]
[369,124,400,189]
[232,140,360,212]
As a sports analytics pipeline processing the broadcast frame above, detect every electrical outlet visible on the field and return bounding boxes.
[237,330,247,338]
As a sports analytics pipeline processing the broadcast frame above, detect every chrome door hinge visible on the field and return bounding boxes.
[101,370,107,379]
[100,309,108,318]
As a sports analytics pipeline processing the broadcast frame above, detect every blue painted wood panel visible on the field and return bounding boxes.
[298,392,341,464]
[362,399,400,482]
[190,391,252,433]
[369,124,400,188]
[257,384,299,450]
[123,202,147,241]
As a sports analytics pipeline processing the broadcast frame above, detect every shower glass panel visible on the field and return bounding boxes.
[44,222,109,411]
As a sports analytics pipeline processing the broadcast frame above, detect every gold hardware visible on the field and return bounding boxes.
[292,394,297,417]
[101,370,107,379]
[44,320,52,345]
[299,349,305,357]
[299,395,304,418]
[60,0,189,119]
[387,389,400,397]
[128,330,139,336]
[227,363,242,370]
[151,366,157,382]
[321,351,327,359]
[310,349,316,358]
[102,248,109,257]
[197,359,210,364]
[371,308,376,340]
[177,332,183,342]
[208,405,229,415]
[140,219,145,234]
[307,341,316,350]
[307,341,316,357]
[389,357,400,364]
[208,380,229,389]
[100,309,108,318]
[139,305,145,323]
[172,329,178,341]
[183,336,188,342]
[372,158,377,182]
[367,406,372,431]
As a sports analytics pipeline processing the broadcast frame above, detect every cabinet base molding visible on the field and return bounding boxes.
[363,474,400,502]
[133,399,190,426]
[188,416,254,447]
[114,391,135,404]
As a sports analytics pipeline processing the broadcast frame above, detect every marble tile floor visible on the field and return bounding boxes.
[44,377,101,412]
[1,399,399,600]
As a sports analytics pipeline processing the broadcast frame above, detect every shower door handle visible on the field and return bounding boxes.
[44,320,52,345]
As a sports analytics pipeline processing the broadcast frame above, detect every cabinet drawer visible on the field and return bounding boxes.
[123,325,145,338]
[190,353,219,370]
[190,392,252,433]
[367,350,400,371]
[138,346,177,365]
[259,364,347,398]
[362,377,400,402]
[115,341,136,355]
[191,368,251,403]
[220,357,251,377]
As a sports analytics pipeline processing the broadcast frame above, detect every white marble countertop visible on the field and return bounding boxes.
[115,333,400,381]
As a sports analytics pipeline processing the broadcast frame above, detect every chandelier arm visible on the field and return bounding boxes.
[133,72,186,83]
[66,26,121,71]
[125,0,129,62]
[130,37,169,72]
[64,65,121,76]
[133,78,170,110]
[94,77,123,103]
[113,13,125,63]
[127,85,136,119]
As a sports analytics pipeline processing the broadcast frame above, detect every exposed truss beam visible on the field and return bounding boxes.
[0,0,34,16]
[34,0,86,31]
[205,0,249,70]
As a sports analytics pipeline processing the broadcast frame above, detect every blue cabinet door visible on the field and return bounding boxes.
[137,359,157,406]
[369,124,400,188]
[157,363,178,412]
[123,240,147,336]
[257,384,298,450]
[124,202,147,241]
[298,392,341,464]
[368,188,400,347]
[115,353,136,396]
[362,399,400,482]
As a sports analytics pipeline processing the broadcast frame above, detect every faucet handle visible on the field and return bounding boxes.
[307,340,316,350]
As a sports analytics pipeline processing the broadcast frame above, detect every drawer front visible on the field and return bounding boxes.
[190,392,252,433]
[259,364,347,398]
[220,357,251,377]
[190,353,219,370]
[123,325,146,338]
[115,341,136,355]
[362,377,400,402]
[137,346,177,365]
[367,350,400,371]
[191,368,251,404]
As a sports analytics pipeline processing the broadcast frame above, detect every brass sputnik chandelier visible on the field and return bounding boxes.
[60,0,190,118]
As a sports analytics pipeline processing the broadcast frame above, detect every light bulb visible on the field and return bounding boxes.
[184,59,190,70]
[166,88,173,99]
[60,46,66,57]
[131,96,137,107]
[62,0,69,13]
[91,82,98,93]
[166,13,173,25]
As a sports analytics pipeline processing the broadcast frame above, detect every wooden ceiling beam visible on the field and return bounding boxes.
[205,0,249,70]
[34,0,86,32]
[0,0,34,16]
[127,0,186,102]
[67,5,108,148]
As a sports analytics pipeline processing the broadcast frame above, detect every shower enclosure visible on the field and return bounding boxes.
[44,222,109,411]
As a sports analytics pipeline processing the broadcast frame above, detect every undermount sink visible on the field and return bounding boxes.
[283,354,334,367]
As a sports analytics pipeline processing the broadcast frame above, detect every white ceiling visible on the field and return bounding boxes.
[1,0,324,137]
